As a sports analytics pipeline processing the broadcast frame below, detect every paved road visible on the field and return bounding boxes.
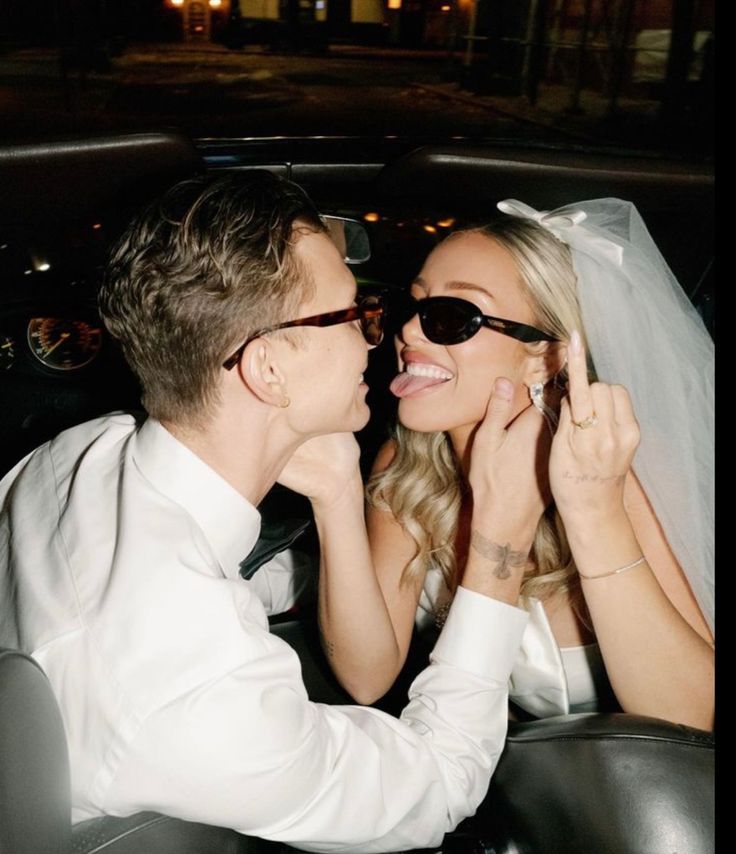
[0,41,567,142]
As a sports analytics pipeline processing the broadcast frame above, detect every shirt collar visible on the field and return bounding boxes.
[131,417,261,579]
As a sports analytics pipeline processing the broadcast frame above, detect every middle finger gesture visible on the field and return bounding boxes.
[549,330,640,525]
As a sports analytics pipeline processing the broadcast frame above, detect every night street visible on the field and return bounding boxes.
[0,41,574,142]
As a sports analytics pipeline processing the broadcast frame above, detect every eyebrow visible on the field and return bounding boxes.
[413,276,495,300]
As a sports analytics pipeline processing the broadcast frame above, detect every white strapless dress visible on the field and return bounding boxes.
[416,566,613,718]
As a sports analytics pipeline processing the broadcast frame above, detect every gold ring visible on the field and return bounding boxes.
[572,412,598,429]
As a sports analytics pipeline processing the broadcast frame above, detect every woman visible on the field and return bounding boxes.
[318,198,714,730]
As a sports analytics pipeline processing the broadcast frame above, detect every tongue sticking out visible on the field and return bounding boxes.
[390,372,450,399]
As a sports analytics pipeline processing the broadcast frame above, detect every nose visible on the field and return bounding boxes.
[399,309,426,345]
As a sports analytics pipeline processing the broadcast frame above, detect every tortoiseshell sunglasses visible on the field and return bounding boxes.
[222,292,386,370]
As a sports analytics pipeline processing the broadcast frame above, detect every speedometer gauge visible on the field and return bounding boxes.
[27,317,102,371]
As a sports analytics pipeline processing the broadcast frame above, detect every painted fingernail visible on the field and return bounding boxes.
[570,329,582,355]
[494,378,513,399]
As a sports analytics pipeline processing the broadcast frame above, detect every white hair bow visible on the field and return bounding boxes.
[497,199,624,266]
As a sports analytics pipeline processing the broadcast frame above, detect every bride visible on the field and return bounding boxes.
[317,198,714,730]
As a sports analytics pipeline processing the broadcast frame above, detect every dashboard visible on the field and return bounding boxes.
[0,272,141,475]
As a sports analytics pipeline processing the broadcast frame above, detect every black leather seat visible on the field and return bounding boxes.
[0,648,275,854]
[0,648,71,854]
[457,713,715,854]
[0,639,715,854]
[70,812,278,854]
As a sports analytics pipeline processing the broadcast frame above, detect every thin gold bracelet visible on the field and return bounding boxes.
[578,555,647,581]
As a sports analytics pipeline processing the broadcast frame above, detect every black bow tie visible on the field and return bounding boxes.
[239,515,312,580]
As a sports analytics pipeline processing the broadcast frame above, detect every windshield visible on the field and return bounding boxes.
[1,0,714,160]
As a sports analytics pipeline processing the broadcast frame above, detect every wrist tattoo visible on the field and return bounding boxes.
[470,530,528,580]
[563,470,626,486]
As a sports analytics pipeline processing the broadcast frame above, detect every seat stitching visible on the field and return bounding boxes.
[79,815,170,853]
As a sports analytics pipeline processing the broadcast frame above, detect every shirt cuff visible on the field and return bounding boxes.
[432,586,529,683]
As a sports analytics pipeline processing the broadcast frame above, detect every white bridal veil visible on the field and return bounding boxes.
[498,199,715,635]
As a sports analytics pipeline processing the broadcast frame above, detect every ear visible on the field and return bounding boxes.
[235,338,290,407]
[522,341,567,388]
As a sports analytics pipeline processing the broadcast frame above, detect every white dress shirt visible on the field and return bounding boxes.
[0,413,528,853]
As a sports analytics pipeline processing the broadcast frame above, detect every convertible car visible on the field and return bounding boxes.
[0,131,714,854]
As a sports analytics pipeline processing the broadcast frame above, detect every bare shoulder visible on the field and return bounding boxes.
[624,470,713,645]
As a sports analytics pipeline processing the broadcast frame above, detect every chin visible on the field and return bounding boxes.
[398,397,486,435]
[340,401,371,433]
[397,399,456,434]
[353,411,371,432]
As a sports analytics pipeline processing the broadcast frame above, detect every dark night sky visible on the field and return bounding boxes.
[2,1,182,44]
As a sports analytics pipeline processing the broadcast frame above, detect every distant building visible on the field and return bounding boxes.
[217,0,388,48]
[448,0,715,99]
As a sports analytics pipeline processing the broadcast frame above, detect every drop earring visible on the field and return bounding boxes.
[529,381,558,434]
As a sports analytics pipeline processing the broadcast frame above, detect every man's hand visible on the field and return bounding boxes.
[277,433,362,510]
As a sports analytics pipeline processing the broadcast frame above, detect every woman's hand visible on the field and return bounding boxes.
[277,432,362,510]
[468,377,553,536]
[550,330,640,524]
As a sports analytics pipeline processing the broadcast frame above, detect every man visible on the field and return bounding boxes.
[0,171,529,851]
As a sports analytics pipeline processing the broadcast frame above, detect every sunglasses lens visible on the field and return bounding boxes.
[360,296,385,345]
[421,298,478,344]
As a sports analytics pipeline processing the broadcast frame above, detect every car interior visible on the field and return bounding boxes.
[0,131,714,854]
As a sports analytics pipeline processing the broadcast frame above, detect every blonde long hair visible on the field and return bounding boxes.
[367,217,593,603]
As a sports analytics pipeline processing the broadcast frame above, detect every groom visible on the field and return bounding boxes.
[0,170,529,851]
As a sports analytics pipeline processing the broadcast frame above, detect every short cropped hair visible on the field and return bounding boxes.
[99,170,325,425]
